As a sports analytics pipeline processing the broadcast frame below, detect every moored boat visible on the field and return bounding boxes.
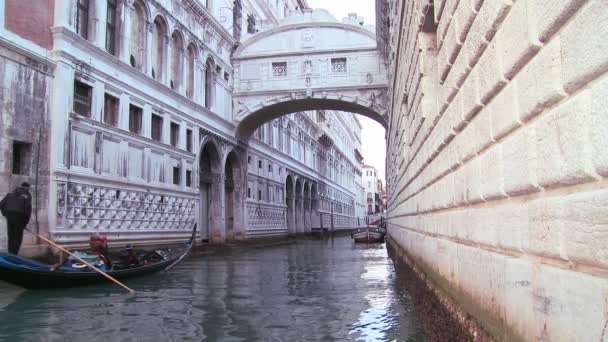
[0,226,196,289]
[351,226,385,243]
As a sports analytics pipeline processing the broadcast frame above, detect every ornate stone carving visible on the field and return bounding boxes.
[247,204,286,231]
[57,181,196,231]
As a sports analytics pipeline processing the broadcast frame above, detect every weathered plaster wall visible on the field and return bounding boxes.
[0,42,52,253]
[385,0,608,340]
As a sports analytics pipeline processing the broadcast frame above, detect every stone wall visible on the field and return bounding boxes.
[385,0,608,340]
[0,41,52,252]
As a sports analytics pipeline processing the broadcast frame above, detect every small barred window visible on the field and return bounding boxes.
[272,62,287,77]
[331,58,347,73]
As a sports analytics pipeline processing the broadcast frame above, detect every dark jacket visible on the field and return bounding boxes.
[0,187,32,223]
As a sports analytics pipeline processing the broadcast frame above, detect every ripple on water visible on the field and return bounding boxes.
[0,235,426,341]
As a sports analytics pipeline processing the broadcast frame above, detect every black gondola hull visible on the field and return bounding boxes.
[0,254,181,289]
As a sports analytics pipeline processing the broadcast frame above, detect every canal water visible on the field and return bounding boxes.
[0,234,426,341]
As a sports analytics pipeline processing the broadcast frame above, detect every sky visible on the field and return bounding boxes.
[306,0,386,183]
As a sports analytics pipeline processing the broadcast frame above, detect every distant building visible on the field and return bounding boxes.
[362,165,380,215]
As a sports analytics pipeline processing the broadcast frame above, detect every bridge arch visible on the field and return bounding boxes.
[232,9,388,141]
[234,95,387,140]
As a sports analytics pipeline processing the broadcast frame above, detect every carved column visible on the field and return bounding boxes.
[93,0,108,48]
[145,21,154,76]
[194,60,203,104]
[297,193,304,234]
[119,0,134,64]
[53,0,74,30]
[201,60,208,107]
[165,36,173,88]
[306,197,312,233]
[181,48,188,96]
[210,173,226,243]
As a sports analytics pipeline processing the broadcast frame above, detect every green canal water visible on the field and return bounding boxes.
[0,234,426,341]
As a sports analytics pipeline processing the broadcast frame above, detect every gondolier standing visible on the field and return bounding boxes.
[0,183,32,254]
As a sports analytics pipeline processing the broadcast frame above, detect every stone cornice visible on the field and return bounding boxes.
[233,22,377,58]
[233,46,379,61]
[233,84,388,96]
[179,0,236,46]
[0,35,56,74]
[254,0,279,27]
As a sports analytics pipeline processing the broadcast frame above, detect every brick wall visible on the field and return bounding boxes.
[386,0,608,340]
[5,0,54,49]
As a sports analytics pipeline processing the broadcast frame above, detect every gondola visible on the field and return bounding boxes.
[0,225,197,289]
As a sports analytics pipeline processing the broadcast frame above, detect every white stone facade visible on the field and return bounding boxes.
[381,0,608,340]
[362,165,379,215]
[0,0,374,248]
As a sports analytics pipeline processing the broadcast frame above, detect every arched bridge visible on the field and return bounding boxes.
[232,10,389,140]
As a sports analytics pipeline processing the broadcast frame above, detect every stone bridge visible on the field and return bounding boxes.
[231,10,389,140]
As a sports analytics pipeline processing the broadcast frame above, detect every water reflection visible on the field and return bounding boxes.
[0,235,426,341]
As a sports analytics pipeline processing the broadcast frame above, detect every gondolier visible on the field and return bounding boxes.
[0,183,32,255]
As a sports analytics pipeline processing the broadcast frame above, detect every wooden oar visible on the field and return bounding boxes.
[25,229,135,294]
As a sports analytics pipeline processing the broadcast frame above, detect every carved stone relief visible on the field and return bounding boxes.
[56,181,196,231]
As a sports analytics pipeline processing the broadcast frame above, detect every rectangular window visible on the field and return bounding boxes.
[258,190,262,201]
[73,80,92,117]
[128,105,143,134]
[247,14,256,34]
[76,0,90,39]
[103,94,119,126]
[247,188,251,198]
[248,156,252,164]
[106,0,117,55]
[331,58,347,73]
[151,114,163,142]
[173,166,181,185]
[186,129,193,152]
[268,164,272,173]
[258,160,262,169]
[272,62,287,77]
[170,122,179,147]
[186,170,192,187]
[12,141,31,175]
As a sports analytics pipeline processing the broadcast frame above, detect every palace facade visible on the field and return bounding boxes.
[0,0,367,250]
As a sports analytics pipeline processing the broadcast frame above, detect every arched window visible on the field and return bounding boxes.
[170,31,184,91]
[130,1,146,70]
[186,44,197,99]
[205,58,215,109]
[152,16,167,81]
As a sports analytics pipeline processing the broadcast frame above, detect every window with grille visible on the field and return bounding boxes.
[186,170,192,187]
[73,80,92,117]
[173,165,180,185]
[129,105,143,134]
[331,58,347,73]
[272,62,287,77]
[151,114,163,142]
[186,129,193,152]
[106,0,117,55]
[76,0,90,39]
[170,122,179,147]
[103,94,119,126]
